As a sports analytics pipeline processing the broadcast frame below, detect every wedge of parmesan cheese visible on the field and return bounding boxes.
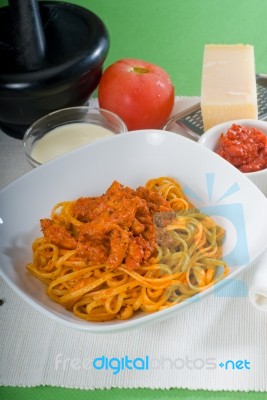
[200,44,258,131]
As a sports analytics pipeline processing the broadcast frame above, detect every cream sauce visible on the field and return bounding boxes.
[31,123,114,163]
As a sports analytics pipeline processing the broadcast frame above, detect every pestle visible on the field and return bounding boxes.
[8,0,46,71]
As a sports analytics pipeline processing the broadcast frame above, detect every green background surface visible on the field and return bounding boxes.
[1,0,267,398]
[1,0,267,96]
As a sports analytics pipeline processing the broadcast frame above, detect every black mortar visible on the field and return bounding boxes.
[0,1,110,138]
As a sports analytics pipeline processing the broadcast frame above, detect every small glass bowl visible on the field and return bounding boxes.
[23,107,127,167]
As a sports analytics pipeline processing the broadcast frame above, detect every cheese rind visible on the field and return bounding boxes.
[200,44,258,131]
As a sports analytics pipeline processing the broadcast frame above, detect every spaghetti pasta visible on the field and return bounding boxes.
[27,177,229,322]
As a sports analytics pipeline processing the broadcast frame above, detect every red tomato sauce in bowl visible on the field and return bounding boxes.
[215,124,267,173]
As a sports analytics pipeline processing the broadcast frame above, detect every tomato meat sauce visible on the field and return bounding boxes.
[215,124,267,173]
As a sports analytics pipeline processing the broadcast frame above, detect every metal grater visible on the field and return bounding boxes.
[164,74,267,140]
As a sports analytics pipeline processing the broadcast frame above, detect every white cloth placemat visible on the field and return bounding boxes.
[1,97,267,391]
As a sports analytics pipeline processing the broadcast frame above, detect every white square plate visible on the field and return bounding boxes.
[1,130,267,333]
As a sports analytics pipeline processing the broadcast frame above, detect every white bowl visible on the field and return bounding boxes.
[198,119,267,196]
[1,130,267,333]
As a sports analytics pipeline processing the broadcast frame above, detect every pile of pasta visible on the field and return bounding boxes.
[27,177,229,322]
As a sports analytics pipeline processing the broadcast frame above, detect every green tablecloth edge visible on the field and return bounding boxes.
[0,386,266,400]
